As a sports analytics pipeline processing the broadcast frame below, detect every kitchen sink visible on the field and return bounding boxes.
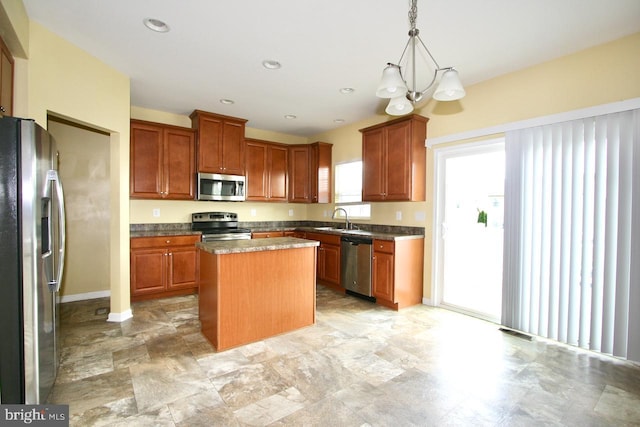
[342,229,373,236]
[311,227,373,236]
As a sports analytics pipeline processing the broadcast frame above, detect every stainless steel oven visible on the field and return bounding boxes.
[191,212,251,241]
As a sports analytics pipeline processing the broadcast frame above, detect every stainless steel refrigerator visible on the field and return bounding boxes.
[0,116,66,404]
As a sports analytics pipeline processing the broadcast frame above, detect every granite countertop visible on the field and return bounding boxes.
[131,230,201,238]
[197,237,319,255]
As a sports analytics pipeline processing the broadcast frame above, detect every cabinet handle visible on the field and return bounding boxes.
[0,106,5,113]
[166,240,171,243]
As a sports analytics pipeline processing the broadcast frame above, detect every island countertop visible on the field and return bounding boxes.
[196,237,319,255]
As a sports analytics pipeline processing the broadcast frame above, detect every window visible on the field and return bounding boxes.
[334,161,370,219]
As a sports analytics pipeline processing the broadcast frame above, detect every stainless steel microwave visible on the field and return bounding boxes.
[197,173,246,201]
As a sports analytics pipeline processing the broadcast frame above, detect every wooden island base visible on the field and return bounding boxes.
[198,239,318,351]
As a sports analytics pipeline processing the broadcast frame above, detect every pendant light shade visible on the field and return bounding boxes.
[385,95,414,116]
[376,64,408,99]
[433,69,466,101]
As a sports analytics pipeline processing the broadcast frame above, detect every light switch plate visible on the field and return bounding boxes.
[396,211,402,221]
[152,208,160,218]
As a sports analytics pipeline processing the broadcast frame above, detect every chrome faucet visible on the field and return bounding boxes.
[332,207,351,230]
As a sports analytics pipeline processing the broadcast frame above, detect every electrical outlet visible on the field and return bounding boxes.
[250,209,257,217]
[396,211,402,221]
[415,211,426,221]
[288,209,294,217]
[152,208,160,218]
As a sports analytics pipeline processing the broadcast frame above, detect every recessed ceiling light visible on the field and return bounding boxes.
[334,119,345,124]
[339,88,355,94]
[262,60,282,70]
[219,99,235,105]
[143,18,170,33]
[284,115,297,120]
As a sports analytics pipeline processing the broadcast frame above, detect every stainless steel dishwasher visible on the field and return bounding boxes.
[340,235,373,298]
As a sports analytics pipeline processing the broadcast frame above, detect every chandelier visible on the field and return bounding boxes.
[376,0,465,115]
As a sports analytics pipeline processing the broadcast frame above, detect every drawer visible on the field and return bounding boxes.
[131,234,200,249]
[305,232,341,246]
[373,239,394,254]
[252,231,285,239]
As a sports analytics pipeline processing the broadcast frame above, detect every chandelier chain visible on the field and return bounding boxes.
[408,0,418,31]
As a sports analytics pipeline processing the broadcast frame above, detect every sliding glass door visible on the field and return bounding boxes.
[433,141,505,322]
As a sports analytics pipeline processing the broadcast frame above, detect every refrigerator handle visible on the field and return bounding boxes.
[45,169,66,292]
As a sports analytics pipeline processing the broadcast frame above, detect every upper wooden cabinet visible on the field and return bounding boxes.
[0,36,14,116]
[190,110,247,175]
[130,120,195,200]
[288,142,332,203]
[360,114,428,201]
[245,138,288,201]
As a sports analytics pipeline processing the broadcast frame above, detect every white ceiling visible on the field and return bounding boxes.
[22,0,640,137]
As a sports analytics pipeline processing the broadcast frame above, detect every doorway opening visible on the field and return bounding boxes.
[433,140,505,322]
[47,115,111,302]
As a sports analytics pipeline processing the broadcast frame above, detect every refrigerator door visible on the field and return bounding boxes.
[0,118,63,404]
[25,121,64,404]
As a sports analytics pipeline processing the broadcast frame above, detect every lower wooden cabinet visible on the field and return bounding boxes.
[372,238,424,309]
[130,234,200,301]
[306,232,341,292]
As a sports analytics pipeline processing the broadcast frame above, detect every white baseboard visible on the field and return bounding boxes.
[59,290,111,303]
[107,309,133,323]
[422,297,434,306]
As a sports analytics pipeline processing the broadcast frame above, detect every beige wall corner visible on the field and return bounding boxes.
[26,21,131,317]
[0,0,29,58]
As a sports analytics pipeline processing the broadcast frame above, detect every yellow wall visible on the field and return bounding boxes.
[308,33,640,301]
[16,20,131,315]
[5,0,638,312]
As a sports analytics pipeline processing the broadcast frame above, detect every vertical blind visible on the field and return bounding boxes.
[502,109,640,362]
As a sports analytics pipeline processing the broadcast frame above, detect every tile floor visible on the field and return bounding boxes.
[50,286,640,426]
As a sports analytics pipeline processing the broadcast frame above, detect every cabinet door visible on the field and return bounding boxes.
[313,142,332,203]
[130,122,163,198]
[164,127,195,199]
[167,246,198,290]
[289,145,310,202]
[197,114,223,173]
[321,243,341,286]
[373,251,394,302]
[0,37,13,116]
[362,128,386,201]
[384,121,412,200]
[268,144,288,201]
[246,140,269,200]
[131,248,167,296]
[221,120,245,175]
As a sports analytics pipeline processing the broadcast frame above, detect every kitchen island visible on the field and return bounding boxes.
[197,237,319,351]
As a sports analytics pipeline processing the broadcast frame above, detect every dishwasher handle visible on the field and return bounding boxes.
[340,235,373,245]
